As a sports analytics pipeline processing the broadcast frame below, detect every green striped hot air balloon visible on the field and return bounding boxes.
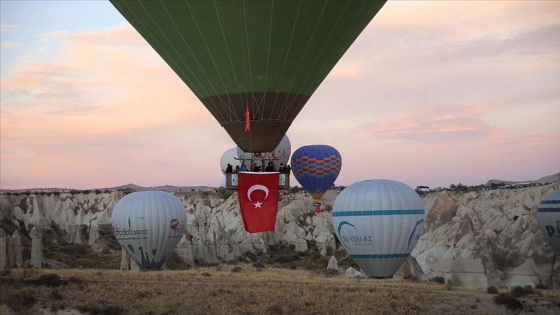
[110,0,386,152]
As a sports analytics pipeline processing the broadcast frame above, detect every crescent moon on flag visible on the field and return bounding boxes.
[247,185,269,201]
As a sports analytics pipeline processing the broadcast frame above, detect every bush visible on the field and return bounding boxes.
[511,285,533,297]
[33,273,65,287]
[430,276,445,284]
[493,293,523,310]
[535,282,547,290]
[487,286,499,294]
[231,266,242,273]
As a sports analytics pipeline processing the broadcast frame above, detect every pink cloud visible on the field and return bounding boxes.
[0,24,17,31]
[1,42,20,48]
[1,23,228,189]
[360,103,498,146]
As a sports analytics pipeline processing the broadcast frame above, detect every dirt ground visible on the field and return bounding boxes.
[1,267,559,314]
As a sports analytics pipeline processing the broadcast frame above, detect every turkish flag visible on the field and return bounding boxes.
[237,172,279,233]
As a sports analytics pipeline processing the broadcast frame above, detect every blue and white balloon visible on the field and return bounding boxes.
[537,189,560,253]
[332,179,425,278]
[112,191,187,270]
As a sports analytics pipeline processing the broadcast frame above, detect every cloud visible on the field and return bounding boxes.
[522,132,560,143]
[0,24,18,31]
[328,63,361,78]
[1,41,20,48]
[360,103,498,146]
[1,22,226,189]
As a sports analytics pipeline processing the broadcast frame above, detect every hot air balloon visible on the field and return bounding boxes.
[291,144,341,212]
[110,0,386,152]
[111,191,187,270]
[332,179,425,278]
[537,189,560,253]
[237,135,291,170]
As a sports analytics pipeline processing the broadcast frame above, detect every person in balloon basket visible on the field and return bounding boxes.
[225,163,233,173]
[279,163,287,173]
[240,163,248,172]
[265,161,275,172]
[252,164,261,172]
[285,164,291,173]
[234,165,240,173]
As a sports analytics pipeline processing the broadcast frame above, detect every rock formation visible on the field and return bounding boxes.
[12,230,22,267]
[120,247,129,270]
[30,226,43,268]
[327,255,338,270]
[413,183,560,288]
[0,228,6,269]
[0,183,558,287]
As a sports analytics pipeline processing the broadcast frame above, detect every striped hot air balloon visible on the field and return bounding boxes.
[290,145,341,212]
[332,179,425,278]
[537,189,560,253]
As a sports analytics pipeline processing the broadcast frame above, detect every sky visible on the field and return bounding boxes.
[1,0,559,190]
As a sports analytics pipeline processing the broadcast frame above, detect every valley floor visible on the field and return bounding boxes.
[1,265,559,314]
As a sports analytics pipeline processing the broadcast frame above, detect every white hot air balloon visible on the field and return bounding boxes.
[537,189,560,253]
[332,179,425,278]
[111,191,187,270]
[237,135,291,170]
[220,147,244,174]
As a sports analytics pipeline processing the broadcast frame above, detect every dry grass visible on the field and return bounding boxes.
[1,266,559,315]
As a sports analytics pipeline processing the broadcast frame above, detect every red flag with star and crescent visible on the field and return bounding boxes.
[237,172,279,233]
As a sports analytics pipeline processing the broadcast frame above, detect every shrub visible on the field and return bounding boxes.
[511,285,533,297]
[404,275,419,282]
[430,276,445,284]
[487,286,499,294]
[535,282,547,290]
[231,266,242,273]
[493,293,523,310]
[33,273,65,287]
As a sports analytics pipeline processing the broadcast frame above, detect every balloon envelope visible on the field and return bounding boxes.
[291,145,341,202]
[332,179,425,278]
[110,0,386,152]
[111,191,187,270]
[537,189,560,253]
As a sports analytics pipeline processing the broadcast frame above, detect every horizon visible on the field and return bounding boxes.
[1,170,558,192]
[1,1,559,190]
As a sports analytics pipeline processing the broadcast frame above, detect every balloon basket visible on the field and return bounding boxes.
[315,202,321,214]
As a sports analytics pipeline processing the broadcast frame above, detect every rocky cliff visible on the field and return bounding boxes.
[1,183,558,287]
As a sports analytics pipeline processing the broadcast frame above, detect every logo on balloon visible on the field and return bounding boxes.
[337,221,374,249]
[407,219,425,248]
[113,227,149,237]
[169,218,186,237]
[544,220,560,238]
